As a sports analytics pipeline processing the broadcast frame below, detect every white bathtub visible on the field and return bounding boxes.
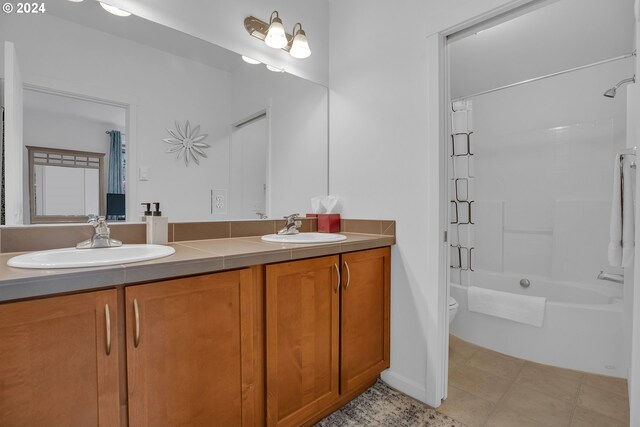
[450,271,625,377]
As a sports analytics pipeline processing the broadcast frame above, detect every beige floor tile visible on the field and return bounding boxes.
[577,384,630,424]
[466,348,525,380]
[484,407,547,427]
[582,373,628,397]
[449,364,512,403]
[515,361,583,403]
[448,357,464,374]
[570,406,628,427]
[502,383,573,427]
[449,335,481,366]
[439,386,495,427]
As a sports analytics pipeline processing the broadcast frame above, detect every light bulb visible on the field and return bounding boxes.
[265,64,285,73]
[265,15,288,49]
[242,56,261,65]
[66,0,84,2]
[99,2,131,17]
[289,29,311,59]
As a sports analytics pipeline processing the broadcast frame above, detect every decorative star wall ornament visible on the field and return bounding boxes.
[163,120,209,166]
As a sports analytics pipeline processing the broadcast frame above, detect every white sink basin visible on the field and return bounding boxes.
[261,232,347,244]
[7,244,176,269]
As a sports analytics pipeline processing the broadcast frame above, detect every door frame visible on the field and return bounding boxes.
[630,2,640,424]
[430,1,638,418]
[426,0,556,406]
[230,108,271,219]
[21,80,138,223]
[4,41,23,225]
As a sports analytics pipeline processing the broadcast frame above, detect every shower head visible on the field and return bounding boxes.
[604,75,636,98]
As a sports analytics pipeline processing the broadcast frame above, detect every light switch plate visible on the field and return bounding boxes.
[139,166,149,181]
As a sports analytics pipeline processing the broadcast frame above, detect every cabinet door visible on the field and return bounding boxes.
[341,247,390,394]
[0,290,120,427]
[266,256,341,427]
[125,269,256,427]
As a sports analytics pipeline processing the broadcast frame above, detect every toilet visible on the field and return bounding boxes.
[448,296,459,324]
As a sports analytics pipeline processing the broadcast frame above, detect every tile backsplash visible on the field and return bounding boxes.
[0,219,395,253]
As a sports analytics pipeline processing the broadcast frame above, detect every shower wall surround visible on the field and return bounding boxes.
[468,58,631,286]
[448,57,631,377]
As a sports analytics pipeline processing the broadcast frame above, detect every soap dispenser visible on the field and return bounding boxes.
[146,202,168,245]
[141,203,152,221]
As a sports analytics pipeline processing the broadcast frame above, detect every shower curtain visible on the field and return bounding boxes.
[450,101,475,285]
[108,130,123,193]
[107,130,123,219]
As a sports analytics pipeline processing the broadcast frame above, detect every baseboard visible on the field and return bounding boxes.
[380,369,428,405]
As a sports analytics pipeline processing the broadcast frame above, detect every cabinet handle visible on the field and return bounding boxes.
[133,298,140,348]
[104,304,111,356]
[333,263,341,293]
[344,261,351,291]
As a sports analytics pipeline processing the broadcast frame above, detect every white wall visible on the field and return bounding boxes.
[463,58,631,286]
[101,0,330,86]
[24,103,125,155]
[327,0,540,406]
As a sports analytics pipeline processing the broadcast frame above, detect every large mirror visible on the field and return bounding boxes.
[0,0,328,224]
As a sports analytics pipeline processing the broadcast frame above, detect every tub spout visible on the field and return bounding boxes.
[597,271,624,284]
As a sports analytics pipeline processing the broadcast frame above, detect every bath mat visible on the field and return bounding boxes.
[314,380,467,427]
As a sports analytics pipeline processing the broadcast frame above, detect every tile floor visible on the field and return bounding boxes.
[440,335,630,427]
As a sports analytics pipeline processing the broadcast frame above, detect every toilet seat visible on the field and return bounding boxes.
[448,296,459,325]
[448,296,458,308]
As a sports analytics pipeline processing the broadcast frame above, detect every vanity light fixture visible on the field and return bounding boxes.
[264,11,288,49]
[265,64,285,73]
[99,2,131,17]
[242,55,261,65]
[244,11,312,59]
[289,23,311,59]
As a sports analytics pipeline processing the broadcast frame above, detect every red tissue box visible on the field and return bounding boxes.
[307,213,340,233]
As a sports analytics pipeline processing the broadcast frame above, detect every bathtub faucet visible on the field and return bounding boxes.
[597,271,624,284]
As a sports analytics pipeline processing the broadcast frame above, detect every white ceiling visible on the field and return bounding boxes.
[46,0,243,73]
[449,0,636,99]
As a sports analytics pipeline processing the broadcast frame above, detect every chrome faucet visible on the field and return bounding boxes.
[597,271,624,284]
[277,213,302,235]
[77,215,123,249]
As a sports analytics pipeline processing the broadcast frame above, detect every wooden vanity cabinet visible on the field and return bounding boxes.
[265,255,341,427]
[125,268,260,427]
[0,290,120,427]
[0,246,389,427]
[340,247,390,394]
[265,247,391,427]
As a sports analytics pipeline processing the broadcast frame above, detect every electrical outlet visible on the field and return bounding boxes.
[212,189,227,214]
